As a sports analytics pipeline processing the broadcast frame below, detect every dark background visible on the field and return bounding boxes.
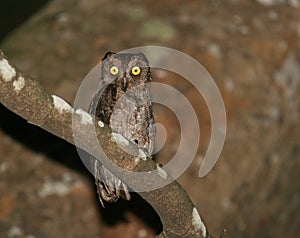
[0,0,299,237]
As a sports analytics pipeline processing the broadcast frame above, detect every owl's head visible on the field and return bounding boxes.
[101,52,151,92]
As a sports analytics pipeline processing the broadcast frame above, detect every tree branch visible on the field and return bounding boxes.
[0,49,222,238]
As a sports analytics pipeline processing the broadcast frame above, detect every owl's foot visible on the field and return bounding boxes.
[93,160,131,207]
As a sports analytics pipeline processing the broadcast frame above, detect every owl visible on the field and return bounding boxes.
[89,52,155,206]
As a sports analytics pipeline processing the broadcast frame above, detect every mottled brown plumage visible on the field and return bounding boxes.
[89,52,155,206]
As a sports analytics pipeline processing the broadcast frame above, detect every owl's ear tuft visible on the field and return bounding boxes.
[136,53,149,64]
[102,52,116,61]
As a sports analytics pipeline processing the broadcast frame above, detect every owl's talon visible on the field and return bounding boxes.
[115,179,121,197]
[123,182,131,201]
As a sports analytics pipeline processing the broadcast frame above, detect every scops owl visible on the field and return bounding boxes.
[89,52,155,206]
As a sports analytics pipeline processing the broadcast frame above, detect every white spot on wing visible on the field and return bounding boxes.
[52,95,74,114]
[156,164,167,179]
[98,120,104,127]
[13,76,25,92]
[192,207,207,238]
[0,59,16,82]
[75,108,93,125]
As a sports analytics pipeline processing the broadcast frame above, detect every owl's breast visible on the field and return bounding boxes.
[110,93,155,155]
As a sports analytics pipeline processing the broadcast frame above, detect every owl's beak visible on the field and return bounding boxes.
[121,77,128,91]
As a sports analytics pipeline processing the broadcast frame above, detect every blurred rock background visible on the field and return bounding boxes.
[0,0,299,237]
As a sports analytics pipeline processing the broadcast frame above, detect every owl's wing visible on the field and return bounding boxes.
[88,86,104,114]
[88,85,131,206]
[147,112,156,156]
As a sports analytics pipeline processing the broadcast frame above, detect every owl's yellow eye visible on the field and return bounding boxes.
[131,66,141,76]
[110,66,119,75]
